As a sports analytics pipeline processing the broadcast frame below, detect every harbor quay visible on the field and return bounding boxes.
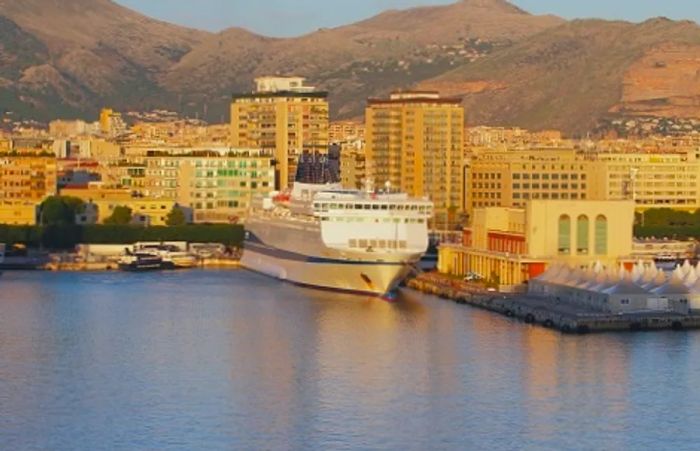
[424,198,700,333]
[0,242,241,272]
[406,272,700,334]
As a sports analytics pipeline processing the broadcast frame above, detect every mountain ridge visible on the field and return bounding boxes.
[1,0,699,135]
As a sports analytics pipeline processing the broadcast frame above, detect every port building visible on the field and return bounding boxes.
[438,200,636,288]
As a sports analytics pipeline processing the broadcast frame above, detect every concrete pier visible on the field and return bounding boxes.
[407,273,700,333]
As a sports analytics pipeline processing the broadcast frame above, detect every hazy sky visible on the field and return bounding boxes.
[115,0,699,36]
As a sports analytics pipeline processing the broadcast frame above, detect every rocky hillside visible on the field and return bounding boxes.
[2,0,700,135]
[0,0,562,122]
[163,0,563,119]
[420,18,700,135]
[0,0,207,119]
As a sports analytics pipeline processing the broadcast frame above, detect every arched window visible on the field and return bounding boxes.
[558,215,571,255]
[595,215,608,255]
[577,215,589,255]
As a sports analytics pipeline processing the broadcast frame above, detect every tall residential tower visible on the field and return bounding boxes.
[231,77,329,190]
[366,91,465,229]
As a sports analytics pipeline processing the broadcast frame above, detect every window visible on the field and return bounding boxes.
[559,215,571,255]
[577,215,589,255]
[595,215,608,255]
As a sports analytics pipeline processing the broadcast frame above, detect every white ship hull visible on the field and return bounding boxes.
[241,245,415,296]
[242,179,431,297]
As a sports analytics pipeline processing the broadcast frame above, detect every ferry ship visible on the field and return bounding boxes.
[242,153,433,296]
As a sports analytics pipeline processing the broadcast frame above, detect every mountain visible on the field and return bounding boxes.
[2,0,700,135]
[0,0,208,119]
[420,18,700,135]
[0,0,561,122]
[163,0,563,119]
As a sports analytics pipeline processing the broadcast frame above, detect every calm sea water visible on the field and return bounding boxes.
[1,270,700,450]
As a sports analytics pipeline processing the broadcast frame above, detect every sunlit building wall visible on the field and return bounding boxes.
[438,200,635,288]
[231,77,329,190]
[366,91,465,229]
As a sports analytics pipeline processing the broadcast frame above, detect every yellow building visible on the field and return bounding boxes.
[99,108,127,137]
[231,76,329,189]
[594,151,700,211]
[339,144,366,190]
[0,155,57,204]
[60,186,175,226]
[366,91,465,229]
[467,148,600,214]
[96,147,275,223]
[0,138,10,152]
[466,148,700,215]
[175,149,275,223]
[330,121,365,143]
[438,200,636,288]
[0,202,37,225]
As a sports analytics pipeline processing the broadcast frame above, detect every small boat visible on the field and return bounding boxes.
[0,243,49,270]
[135,244,198,269]
[117,251,164,272]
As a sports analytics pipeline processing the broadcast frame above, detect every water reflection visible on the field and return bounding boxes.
[1,271,700,449]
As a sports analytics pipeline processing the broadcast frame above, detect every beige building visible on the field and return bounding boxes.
[366,91,465,229]
[438,200,636,288]
[0,156,57,205]
[467,148,599,214]
[176,149,275,223]
[60,186,176,226]
[330,121,365,143]
[99,108,127,137]
[594,151,700,210]
[466,148,700,216]
[0,203,37,225]
[96,147,274,223]
[339,142,366,190]
[231,76,329,189]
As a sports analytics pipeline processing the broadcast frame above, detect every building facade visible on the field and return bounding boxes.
[438,200,636,288]
[94,147,274,223]
[0,155,57,203]
[366,91,465,229]
[231,77,329,189]
[466,148,700,215]
[60,186,176,226]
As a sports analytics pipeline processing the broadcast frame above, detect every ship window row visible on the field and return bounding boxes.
[320,217,425,224]
[314,202,430,213]
[349,239,408,250]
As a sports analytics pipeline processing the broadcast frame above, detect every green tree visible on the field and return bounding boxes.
[40,196,85,225]
[165,205,187,226]
[104,206,133,225]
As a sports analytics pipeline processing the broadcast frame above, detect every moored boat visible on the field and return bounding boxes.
[117,251,164,272]
[242,152,432,296]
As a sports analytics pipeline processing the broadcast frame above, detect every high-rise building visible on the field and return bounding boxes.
[99,108,127,137]
[366,91,465,229]
[340,144,366,190]
[0,155,57,204]
[0,155,57,225]
[231,76,329,190]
